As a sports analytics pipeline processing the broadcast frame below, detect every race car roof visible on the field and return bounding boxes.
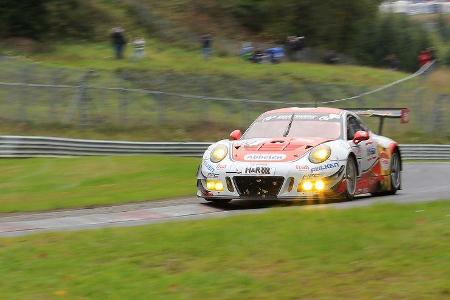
[264,107,344,115]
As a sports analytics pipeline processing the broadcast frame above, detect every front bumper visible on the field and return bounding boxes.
[197,160,347,200]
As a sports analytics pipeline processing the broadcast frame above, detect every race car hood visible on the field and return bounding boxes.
[230,137,330,162]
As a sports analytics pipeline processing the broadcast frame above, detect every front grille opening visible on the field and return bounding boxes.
[225,177,234,192]
[234,176,284,198]
[288,177,295,192]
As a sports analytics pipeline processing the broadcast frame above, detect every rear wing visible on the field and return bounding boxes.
[345,108,410,135]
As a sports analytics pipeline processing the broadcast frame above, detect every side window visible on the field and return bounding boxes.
[356,118,368,132]
[347,115,368,140]
[347,116,358,140]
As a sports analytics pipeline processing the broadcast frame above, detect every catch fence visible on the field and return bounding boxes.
[0,56,448,139]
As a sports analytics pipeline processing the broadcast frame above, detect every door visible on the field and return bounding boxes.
[346,115,377,173]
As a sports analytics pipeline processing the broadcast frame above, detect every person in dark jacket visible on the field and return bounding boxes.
[201,34,213,60]
[111,27,127,59]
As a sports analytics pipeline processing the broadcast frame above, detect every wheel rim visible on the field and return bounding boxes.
[346,160,356,195]
[391,153,401,188]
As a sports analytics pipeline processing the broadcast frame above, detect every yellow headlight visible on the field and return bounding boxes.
[214,181,224,191]
[206,179,216,190]
[309,145,331,164]
[302,181,313,191]
[210,145,228,163]
[315,179,325,191]
[206,179,224,191]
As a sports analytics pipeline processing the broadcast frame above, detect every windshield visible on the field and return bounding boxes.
[243,113,342,140]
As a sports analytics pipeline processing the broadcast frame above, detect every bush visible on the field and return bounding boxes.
[352,14,431,72]
[0,0,113,41]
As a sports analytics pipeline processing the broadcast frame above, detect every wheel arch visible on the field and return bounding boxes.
[389,144,402,171]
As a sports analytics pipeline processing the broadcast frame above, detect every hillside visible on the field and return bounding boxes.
[0,1,448,143]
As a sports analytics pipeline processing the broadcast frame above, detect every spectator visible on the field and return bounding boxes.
[418,50,431,68]
[324,50,340,64]
[251,49,264,64]
[132,38,145,60]
[111,27,127,59]
[240,42,254,61]
[201,34,213,60]
[385,53,400,70]
[285,36,305,61]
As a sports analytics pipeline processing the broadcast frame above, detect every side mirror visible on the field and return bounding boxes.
[229,129,242,141]
[353,131,369,144]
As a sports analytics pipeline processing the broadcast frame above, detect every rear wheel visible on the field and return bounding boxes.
[341,157,357,200]
[372,151,401,196]
[387,151,401,195]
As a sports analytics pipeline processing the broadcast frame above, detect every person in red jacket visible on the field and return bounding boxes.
[418,50,431,68]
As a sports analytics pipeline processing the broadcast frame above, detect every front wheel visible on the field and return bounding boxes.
[341,157,357,201]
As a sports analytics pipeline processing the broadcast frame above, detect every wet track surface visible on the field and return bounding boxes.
[0,163,449,237]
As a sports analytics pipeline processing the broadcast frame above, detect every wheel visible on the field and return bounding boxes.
[386,151,401,195]
[341,157,357,200]
[372,150,401,196]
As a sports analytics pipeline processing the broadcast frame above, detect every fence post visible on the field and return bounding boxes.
[153,92,166,125]
[77,70,93,127]
[18,65,30,122]
[119,88,128,126]
[49,69,61,123]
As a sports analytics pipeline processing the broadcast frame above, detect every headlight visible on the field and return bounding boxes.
[309,145,331,164]
[210,145,228,163]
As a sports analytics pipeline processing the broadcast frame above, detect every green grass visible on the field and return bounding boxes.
[0,200,449,299]
[0,156,199,213]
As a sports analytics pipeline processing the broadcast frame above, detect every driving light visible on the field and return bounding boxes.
[309,145,331,164]
[210,145,228,163]
[214,181,224,191]
[206,179,216,190]
[206,179,224,191]
[315,179,325,191]
[302,181,313,191]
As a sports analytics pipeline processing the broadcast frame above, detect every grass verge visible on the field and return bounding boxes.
[0,156,199,213]
[0,200,449,299]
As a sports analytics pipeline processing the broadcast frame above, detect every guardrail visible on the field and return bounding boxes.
[0,136,449,160]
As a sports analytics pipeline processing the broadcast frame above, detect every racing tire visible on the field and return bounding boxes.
[372,151,401,196]
[341,156,357,201]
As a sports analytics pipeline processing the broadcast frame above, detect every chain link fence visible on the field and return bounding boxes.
[0,56,448,140]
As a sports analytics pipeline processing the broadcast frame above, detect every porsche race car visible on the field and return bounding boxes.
[197,107,408,203]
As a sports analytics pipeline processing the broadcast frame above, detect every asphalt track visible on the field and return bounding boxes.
[0,162,449,237]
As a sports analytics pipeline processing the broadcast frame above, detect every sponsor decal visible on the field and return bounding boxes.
[367,146,376,156]
[310,162,339,173]
[244,166,271,175]
[296,165,310,171]
[203,161,215,172]
[260,113,341,122]
[380,153,390,169]
[380,159,389,169]
[217,163,227,170]
[244,153,286,161]
[319,114,341,121]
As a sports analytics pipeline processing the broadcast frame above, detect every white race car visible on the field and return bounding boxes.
[197,107,409,203]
